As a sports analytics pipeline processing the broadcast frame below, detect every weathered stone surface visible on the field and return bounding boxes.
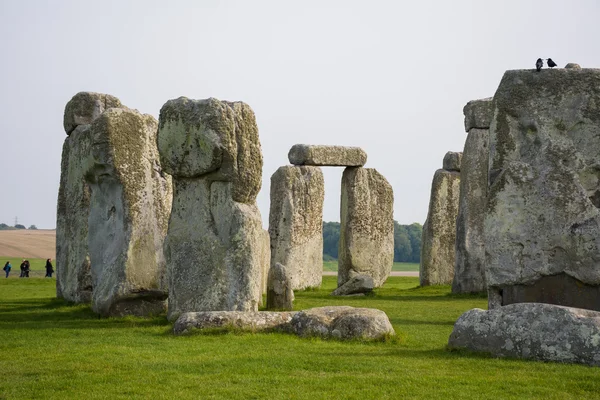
[463,97,493,132]
[85,108,172,316]
[173,311,295,335]
[420,168,460,286]
[443,151,462,172]
[56,124,94,303]
[288,144,367,167]
[291,306,395,340]
[338,168,394,288]
[565,63,581,69]
[448,303,600,366]
[157,97,262,204]
[485,69,600,309]
[269,166,324,289]
[453,129,489,293]
[63,92,122,135]
[267,263,294,310]
[331,275,374,296]
[259,229,270,300]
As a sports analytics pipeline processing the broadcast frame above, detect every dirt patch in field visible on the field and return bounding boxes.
[0,230,56,259]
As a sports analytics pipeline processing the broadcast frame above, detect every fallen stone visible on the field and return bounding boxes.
[453,129,489,294]
[463,97,493,132]
[288,144,367,167]
[443,151,462,172]
[338,167,394,288]
[291,306,395,340]
[63,92,123,135]
[85,108,172,317]
[173,311,295,335]
[420,164,460,286]
[267,263,294,311]
[565,63,581,69]
[269,165,324,289]
[485,69,600,310]
[448,303,600,367]
[331,275,374,296]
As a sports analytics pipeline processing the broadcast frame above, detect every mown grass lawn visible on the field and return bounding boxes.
[323,261,419,272]
[1,277,599,399]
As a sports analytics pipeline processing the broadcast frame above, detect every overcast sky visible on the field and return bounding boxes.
[1,0,599,229]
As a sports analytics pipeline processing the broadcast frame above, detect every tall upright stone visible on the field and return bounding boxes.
[269,166,324,290]
[56,92,124,303]
[420,153,461,286]
[85,108,172,316]
[338,167,394,288]
[158,97,265,321]
[485,69,600,310]
[452,98,492,293]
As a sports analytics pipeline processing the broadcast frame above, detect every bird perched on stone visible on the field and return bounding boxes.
[536,58,543,72]
[547,58,557,68]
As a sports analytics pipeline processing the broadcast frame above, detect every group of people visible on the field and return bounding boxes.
[3,258,54,278]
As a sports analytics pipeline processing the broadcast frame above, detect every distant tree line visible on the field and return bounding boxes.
[323,221,423,263]
[0,223,37,230]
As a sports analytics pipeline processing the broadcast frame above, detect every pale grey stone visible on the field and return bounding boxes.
[565,63,581,69]
[267,263,294,311]
[453,128,489,293]
[173,311,296,335]
[448,303,600,367]
[338,168,394,288]
[485,69,600,310]
[420,168,460,286]
[331,274,374,296]
[463,97,493,132]
[85,108,172,317]
[157,97,262,204]
[443,151,462,172]
[288,144,367,167]
[63,92,122,135]
[258,229,270,303]
[290,306,395,340]
[269,166,324,290]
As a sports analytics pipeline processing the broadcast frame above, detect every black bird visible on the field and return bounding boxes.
[547,58,557,68]
[536,58,543,72]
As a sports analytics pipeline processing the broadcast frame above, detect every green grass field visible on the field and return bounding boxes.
[323,261,419,272]
[1,276,599,399]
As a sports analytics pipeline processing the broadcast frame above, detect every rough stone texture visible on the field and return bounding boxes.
[331,275,374,296]
[565,63,582,70]
[85,108,172,317]
[159,97,265,321]
[173,311,295,335]
[338,168,394,288]
[63,92,123,135]
[266,263,294,310]
[448,303,600,366]
[463,98,493,132]
[290,306,395,340]
[420,168,460,286]
[453,128,489,294]
[158,97,263,204]
[56,124,94,303]
[269,166,324,289]
[443,151,462,172]
[259,229,271,299]
[485,69,600,310]
[288,144,367,167]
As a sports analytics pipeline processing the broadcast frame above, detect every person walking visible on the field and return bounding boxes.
[19,259,26,278]
[45,259,54,278]
[3,261,11,278]
[24,260,30,278]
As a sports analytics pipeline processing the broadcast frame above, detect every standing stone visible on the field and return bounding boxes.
[288,144,367,167]
[269,166,324,290]
[85,108,172,316]
[258,229,271,303]
[158,97,265,321]
[56,92,123,303]
[485,69,600,310]
[267,263,294,311]
[420,153,461,286]
[453,98,493,294]
[338,167,394,288]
